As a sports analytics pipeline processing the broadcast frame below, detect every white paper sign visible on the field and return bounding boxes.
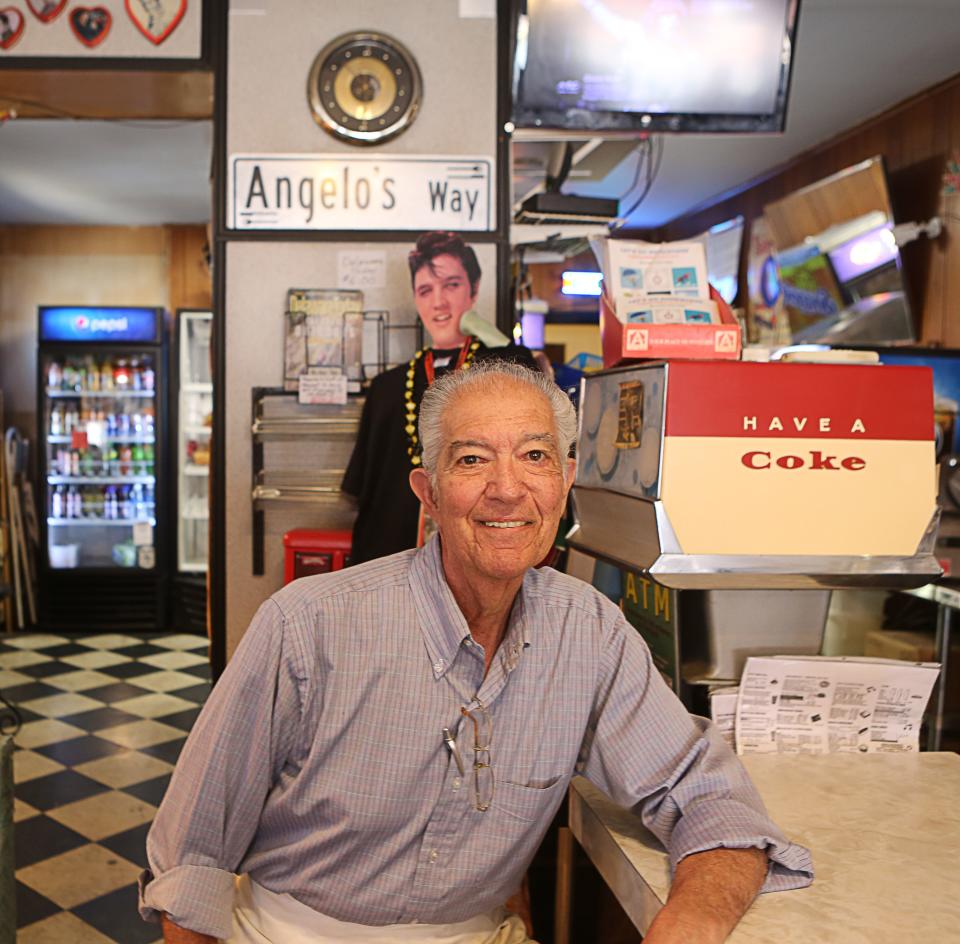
[299,372,348,405]
[709,686,740,750]
[338,251,386,290]
[137,546,156,569]
[593,238,711,308]
[85,420,106,449]
[735,655,940,755]
[230,155,494,231]
[132,522,153,547]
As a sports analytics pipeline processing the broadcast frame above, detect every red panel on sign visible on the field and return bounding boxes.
[663,362,934,440]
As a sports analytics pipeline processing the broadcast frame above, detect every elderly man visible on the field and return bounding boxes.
[140,361,812,944]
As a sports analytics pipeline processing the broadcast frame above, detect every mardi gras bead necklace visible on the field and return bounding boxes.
[405,337,480,466]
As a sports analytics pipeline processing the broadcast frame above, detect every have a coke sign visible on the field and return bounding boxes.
[658,361,937,558]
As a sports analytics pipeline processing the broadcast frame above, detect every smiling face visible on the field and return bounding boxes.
[410,378,576,595]
[412,253,478,349]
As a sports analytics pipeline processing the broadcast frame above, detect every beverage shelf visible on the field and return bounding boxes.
[47,475,155,485]
[47,435,156,444]
[183,426,212,436]
[47,517,156,527]
[46,389,155,398]
[184,466,209,477]
[183,382,213,393]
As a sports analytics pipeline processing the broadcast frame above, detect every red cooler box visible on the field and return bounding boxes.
[283,529,352,584]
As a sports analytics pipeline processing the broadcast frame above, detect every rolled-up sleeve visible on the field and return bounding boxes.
[138,599,305,937]
[581,612,813,893]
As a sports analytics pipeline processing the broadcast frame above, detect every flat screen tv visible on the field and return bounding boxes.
[511,0,801,135]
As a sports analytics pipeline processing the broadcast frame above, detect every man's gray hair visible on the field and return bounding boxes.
[418,359,577,476]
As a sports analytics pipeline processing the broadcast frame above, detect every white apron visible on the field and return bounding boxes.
[221,875,536,944]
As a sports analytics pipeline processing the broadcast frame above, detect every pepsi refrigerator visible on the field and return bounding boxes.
[37,305,169,631]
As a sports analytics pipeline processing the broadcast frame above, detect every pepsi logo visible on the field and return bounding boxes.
[75,316,89,329]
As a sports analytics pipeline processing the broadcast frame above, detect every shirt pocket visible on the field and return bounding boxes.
[492,775,569,823]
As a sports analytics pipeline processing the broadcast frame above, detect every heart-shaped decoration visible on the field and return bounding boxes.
[26,1,67,24]
[70,6,112,48]
[0,7,24,50]
[125,0,186,46]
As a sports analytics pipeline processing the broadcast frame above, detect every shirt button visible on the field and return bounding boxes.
[452,777,462,790]
[429,849,439,863]
[433,660,444,673]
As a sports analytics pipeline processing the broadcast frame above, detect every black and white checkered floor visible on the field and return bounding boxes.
[1,631,211,943]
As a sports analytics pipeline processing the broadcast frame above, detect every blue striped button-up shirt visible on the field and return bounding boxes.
[139,537,812,937]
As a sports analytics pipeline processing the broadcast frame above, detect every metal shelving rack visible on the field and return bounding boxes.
[250,387,363,575]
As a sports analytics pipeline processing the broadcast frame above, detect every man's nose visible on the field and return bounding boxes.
[484,460,526,500]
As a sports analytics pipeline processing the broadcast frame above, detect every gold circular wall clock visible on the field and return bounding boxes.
[307,31,423,145]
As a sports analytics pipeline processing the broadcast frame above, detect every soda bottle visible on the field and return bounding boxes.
[143,443,155,476]
[119,444,132,476]
[114,358,130,389]
[131,483,144,519]
[70,450,80,477]
[52,485,63,519]
[143,406,155,437]
[50,404,63,436]
[66,486,79,518]
[118,485,132,520]
[142,359,155,391]
[103,485,117,520]
[47,360,62,391]
[100,358,114,391]
[131,358,143,391]
[93,485,105,518]
[132,444,144,475]
[86,357,99,392]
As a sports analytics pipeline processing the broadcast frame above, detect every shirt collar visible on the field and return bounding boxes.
[409,536,533,680]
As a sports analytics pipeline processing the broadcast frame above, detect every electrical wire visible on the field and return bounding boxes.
[612,135,664,228]
[613,141,648,200]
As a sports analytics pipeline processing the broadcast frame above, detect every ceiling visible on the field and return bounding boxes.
[1,0,959,229]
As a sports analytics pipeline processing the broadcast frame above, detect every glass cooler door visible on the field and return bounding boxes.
[43,350,158,570]
[177,311,212,572]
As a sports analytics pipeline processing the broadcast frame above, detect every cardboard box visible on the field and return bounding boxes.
[599,284,741,368]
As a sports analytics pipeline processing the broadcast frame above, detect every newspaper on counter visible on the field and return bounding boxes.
[735,655,940,755]
[709,686,740,750]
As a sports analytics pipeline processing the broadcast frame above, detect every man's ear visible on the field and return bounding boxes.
[563,457,577,494]
[409,467,438,515]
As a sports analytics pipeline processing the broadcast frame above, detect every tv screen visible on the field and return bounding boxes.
[512,0,800,135]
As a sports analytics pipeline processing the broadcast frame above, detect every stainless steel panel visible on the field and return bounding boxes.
[568,488,667,573]
[569,486,942,589]
[680,589,831,681]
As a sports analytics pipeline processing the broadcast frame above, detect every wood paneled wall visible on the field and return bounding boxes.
[0,225,210,450]
[651,72,960,346]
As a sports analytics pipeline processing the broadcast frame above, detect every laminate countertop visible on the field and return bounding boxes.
[567,752,960,943]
